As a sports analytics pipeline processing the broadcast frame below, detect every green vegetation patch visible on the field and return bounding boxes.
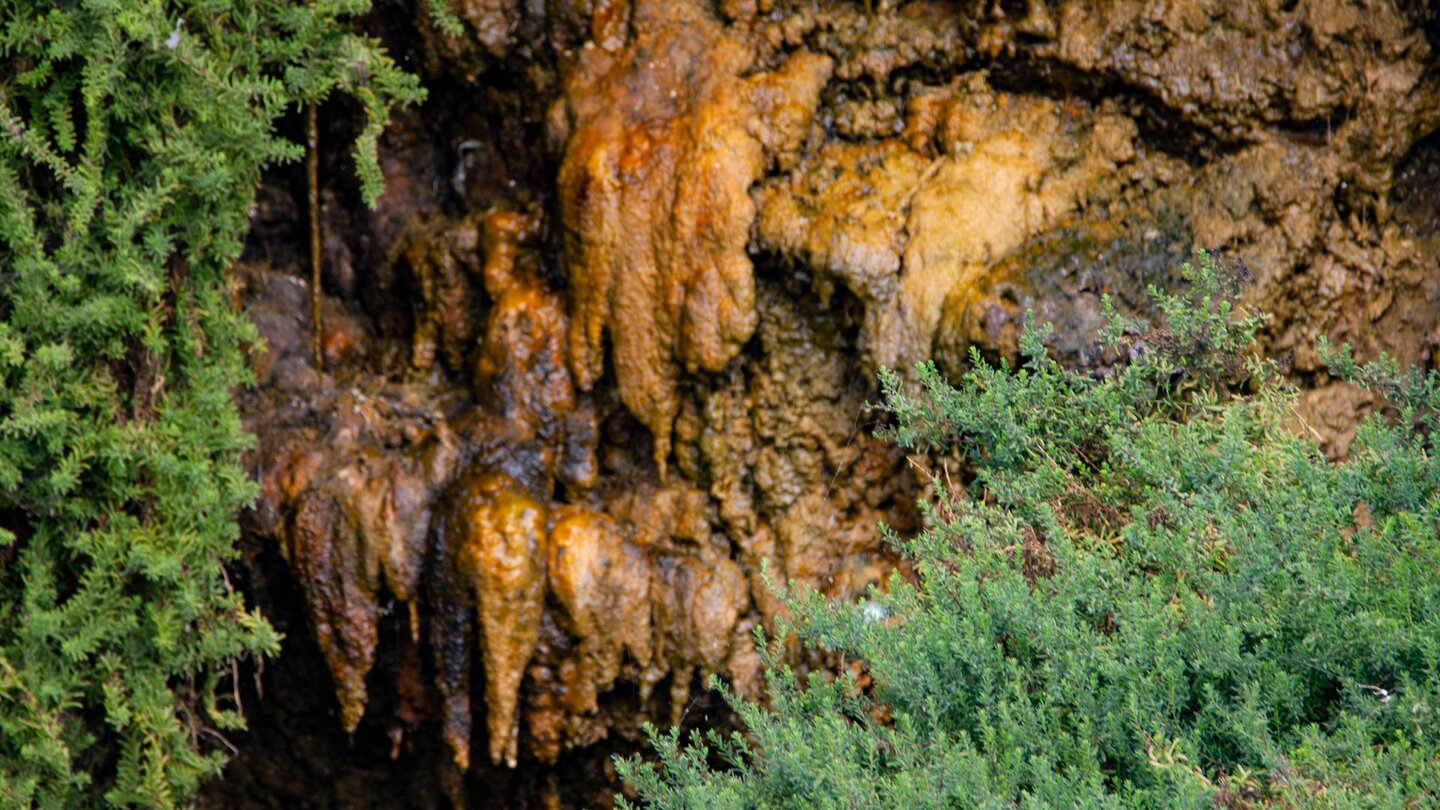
[0,2,420,805]
[620,252,1440,808]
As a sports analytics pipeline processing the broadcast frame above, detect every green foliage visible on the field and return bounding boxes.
[424,0,465,38]
[618,252,1440,808]
[0,1,421,805]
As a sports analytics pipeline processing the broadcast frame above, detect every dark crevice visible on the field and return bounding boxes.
[811,50,1257,168]
[1391,127,1440,234]
[1270,108,1352,147]
[1396,0,1440,58]
[982,56,1245,167]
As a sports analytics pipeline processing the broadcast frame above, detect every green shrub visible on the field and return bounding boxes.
[618,252,1440,808]
[0,2,420,805]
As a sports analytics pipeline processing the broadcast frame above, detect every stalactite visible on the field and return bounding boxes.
[307,103,324,386]
[553,0,832,474]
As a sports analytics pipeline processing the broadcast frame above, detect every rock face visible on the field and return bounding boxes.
[217,0,1440,806]
[758,73,1144,372]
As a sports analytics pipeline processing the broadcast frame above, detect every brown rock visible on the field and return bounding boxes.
[651,549,748,724]
[547,507,652,714]
[473,209,574,434]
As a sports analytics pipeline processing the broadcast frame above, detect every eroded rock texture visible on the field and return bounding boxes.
[218,0,1440,806]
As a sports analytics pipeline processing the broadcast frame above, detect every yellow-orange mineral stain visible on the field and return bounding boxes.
[553,0,831,473]
[547,507,652,714]
[445,470,549,768]
[472,209,573,434]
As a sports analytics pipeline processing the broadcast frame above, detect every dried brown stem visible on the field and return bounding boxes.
[307,102,323,386]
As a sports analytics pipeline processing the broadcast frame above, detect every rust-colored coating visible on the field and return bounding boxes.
[554,0,831,473]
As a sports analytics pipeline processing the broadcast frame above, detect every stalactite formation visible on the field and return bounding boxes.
[219,0,1440,805]
[554,0,833,473]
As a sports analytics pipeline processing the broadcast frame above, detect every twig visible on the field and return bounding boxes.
[307,102,324,387]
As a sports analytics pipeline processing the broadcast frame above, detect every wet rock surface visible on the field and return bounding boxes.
[207,1,1440,807]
